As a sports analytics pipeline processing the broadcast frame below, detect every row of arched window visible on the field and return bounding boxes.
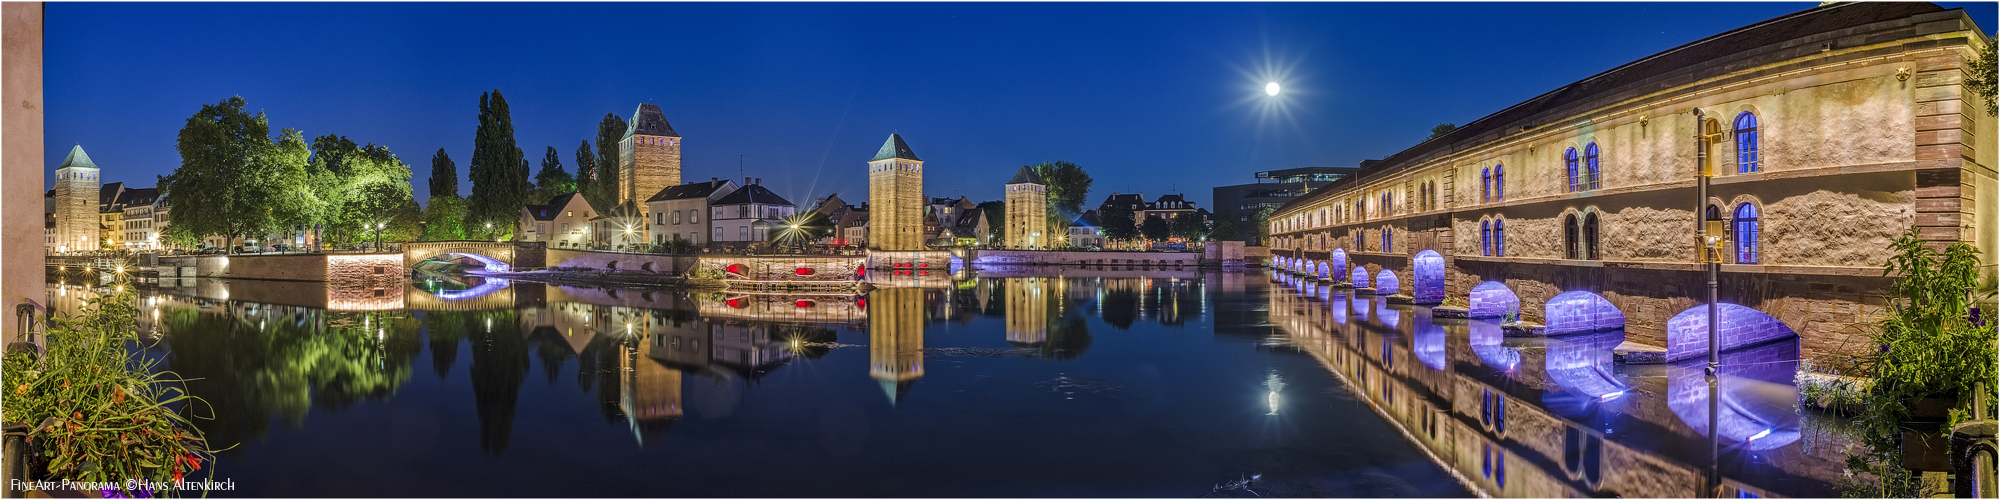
[1711,203,1761,263]
[1470,111,1762,204]
[1480,218,1506,257]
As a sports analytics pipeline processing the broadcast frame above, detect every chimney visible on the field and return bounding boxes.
[745,177,752,186]
[755,177,762,185]
[711,177,719,187]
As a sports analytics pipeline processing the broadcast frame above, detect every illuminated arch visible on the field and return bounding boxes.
[1412,250,1446,303]
[1329,248,1348,281]
[1468,281,1519,319]
[1351,265,1371,289]
[1413,313,1448,370]
[1469,320,1519,372]
[1664,302,1797,362]
[1545,330,1629,403]
[1316,261,1331,280]
[1544,291,1624,335]
[1375,269,1400,295]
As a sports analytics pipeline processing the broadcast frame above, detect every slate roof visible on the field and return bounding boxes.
[712,184,795,207]
[624,103,680,139]
[119,188,160,207]
[1073,209,1101,228]
[525,191,584,221]
[951,209,984,233]
[870,134,921,162]
[98,183,125,205]
[1098,193,1146,210]
[646,180,733,203]
[57,145,97,170]
[1006,165,1045,185]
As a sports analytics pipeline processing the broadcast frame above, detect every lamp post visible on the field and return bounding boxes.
[1693,108,1725,498]
[374,222,385,252]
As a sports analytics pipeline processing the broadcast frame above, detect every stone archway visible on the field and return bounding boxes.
[1412,250,1445,304]
[1545,291,1625,335]
[1329,249,1348,283]
[1664,303,1798,362]
[1375,269,1399,295]
[1469,281,1519,319]
[1350,265,1371,289]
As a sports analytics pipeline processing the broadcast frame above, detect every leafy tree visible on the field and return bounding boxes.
[161,96,282,252]
[573,140,597,197]
[1139,216,1171,243]
[1170,212,1208,241]
[324,146,416,247]
[1426,123,1457,141]
[1968,40,1996,117]
[468,90,530,240]
[421,195,468,241]
[267,129,320,246]
[1250,206,1277,245]
[1098,204,1139,243]
[590,113,628,212]
[532,146,576,204]
[429,148,458,199]
[1032,161,1093,245]
[1210,209,1242,241]
[976,200,1006,246]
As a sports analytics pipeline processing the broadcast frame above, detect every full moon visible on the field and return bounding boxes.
[1264,82,1281,96]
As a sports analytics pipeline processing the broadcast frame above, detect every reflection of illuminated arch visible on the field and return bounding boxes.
[1544,290,1624,335]
[1411,250,1445,303]
[422,252,513,272]
[1413,313,1447,370]
[1374,270,1399,295]
[1351,266,1371,288]
[1667,340,1801,451]
[1469,321,1519,372]
[435,278,511,300]
[1469,281,1518,319]
[1329,249,1348,282]
[1664,303,1797,362]
[1375,296,1399,329]
[1545,330,1629,401]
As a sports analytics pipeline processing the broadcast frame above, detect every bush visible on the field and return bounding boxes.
[2,288,219,496]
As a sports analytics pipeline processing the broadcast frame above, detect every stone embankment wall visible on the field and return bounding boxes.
[159,253,404,282]
[970,250,1200,267]
[545,248,688,274]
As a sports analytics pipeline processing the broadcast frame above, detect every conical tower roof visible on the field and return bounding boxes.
[870,134,921,162]
[624,103,680,138]
[1006,165,1044,185]
[57,145,98,170]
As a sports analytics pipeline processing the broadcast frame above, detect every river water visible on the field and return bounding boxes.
[46,268,1846,497]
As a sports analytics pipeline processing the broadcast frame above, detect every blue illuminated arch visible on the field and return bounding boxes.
[1351,265,1371,289]
[1317,261,1331,280]
[1668,339,1800,451]
[1665,302,1796,362]
[1414,313,1448,370]
[433,277,511,301]
[1375,269,1399,295]
[1544,291,1625,335]
[1470,320,1520,372]
[1330,249,1348,282]
[1468,281,1519,319]
[1412,250,1446,303]
[1545,330,1629,402]
[1734,203,1760,264]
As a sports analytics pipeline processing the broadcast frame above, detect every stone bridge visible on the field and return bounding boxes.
[404,240,546,271]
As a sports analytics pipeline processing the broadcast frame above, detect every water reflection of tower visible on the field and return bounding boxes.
[1005,277,1049,344]
[619,337,683,447]
[868,287,925,403]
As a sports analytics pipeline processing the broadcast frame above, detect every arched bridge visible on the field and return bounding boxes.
[404,240,546,271]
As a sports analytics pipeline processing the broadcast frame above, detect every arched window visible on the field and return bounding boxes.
[1494,219,1506,256]
[1419,183,1428,211]
[1734,203,1759,263]
[1564,148,1580,192]
[1584,212,1600,260]
[1494,165,1506,201]
[1584,143,1601,190]
[1481,220,1492,256]
[1382,226,1393,253]
[1734,112,1760,173]
[1564,214,1579,259]
[1481,167,1492,203]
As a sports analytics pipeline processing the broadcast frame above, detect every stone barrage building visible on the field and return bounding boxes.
[867,134,926,252]
[50,145,100,253]
[1264,3,1994,368]
[619,103,683,209]
[1004,166,1048,249]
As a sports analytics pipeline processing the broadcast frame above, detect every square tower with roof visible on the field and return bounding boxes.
[1005,165,1048,249]
[619,103,682,208]
[866,134,925,251]
[52,145,100,253]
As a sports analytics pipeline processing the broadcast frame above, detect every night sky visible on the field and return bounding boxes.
[45,2,1997,209]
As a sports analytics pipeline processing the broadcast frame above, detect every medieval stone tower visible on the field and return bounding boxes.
[620,103,682,207]
[868,287,925,404]
[867,134,925,251]
[1004,165,1047,249]
[52,145,100,253]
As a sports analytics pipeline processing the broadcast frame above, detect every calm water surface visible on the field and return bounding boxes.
[54,267,1847,497]
[59,270,1466,497]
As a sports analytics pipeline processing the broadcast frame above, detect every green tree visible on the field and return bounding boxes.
[1032,161,1093,245]
[1139,216,1171,243]
[1967,40,1996,117]
[1426,123,1457,141]
[573,140,597,198]
[468,90,530,240]
[1099,204,1139,243]
[1170,212,1208,241]
[429,148,458,199]
[590,113,628,213]
[532,146,576,204]
[421,195,468,241]
[161,96,281,252]
[1210,209,1242,241]
[976,200,1006,246]
[267,129,320,246]
[1250,206,1276,245]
